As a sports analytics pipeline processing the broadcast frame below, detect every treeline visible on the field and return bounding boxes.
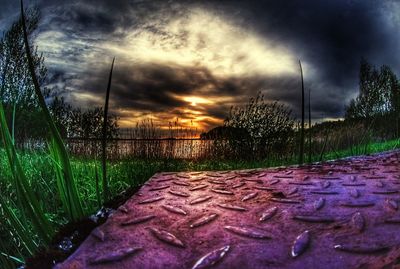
[0,8,118,147]
[50,97,118,140]
[345,59,400,139]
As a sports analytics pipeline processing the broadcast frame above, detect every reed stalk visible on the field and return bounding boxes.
[299,60,305,164]
[308,86,311,163]
[101,57,115,201]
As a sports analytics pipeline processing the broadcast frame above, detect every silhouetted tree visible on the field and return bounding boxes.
[224,92,295,157]
[346,59,400,119]
[0,8,120,147]
[346,59,400,137]
[48,96,119,139]
[0,7,49,144]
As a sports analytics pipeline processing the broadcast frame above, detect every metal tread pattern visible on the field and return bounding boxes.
[56,150,400,269]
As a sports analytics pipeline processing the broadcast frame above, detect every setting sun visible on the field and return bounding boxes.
[181,96,213,106]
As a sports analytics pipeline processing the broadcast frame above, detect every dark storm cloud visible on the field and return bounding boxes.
[36,0,190,39]
[76,62,267,114]
[71,60,342,122]
[76,60,346,124]
[212,0,387,81]
[205,0,398,116]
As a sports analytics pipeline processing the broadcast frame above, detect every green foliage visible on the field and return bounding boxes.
[94,163,102,208]
[48,138,84,220]
[0,236,21,269]
[0,195,37,256]
[0,103,54,244]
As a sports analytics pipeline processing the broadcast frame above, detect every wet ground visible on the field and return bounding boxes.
[56,150,400,269]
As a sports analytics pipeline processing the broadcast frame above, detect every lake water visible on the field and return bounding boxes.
[66,139,216,159]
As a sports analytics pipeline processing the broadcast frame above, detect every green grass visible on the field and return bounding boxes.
[0,104,54,245]
[321,139,400,161]
[1,139,399,217]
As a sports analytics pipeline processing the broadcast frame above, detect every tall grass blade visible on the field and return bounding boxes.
[101,57,115,201]
[1,252,24,267]
[20,0,84,220]
[0,253,15,269]
[48,139,74,220]
[11,103,16,145]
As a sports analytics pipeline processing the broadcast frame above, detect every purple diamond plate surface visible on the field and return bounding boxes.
[56,150,400,269]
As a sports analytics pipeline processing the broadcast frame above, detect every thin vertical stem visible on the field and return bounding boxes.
[21,0,83,220]
[299,60,305,164]
[308,86,311,163]
[102,57,115,201]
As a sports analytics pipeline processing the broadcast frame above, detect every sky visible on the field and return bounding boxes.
[1,0,400,133]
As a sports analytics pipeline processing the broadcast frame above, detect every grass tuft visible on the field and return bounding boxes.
[0,103,54,244]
